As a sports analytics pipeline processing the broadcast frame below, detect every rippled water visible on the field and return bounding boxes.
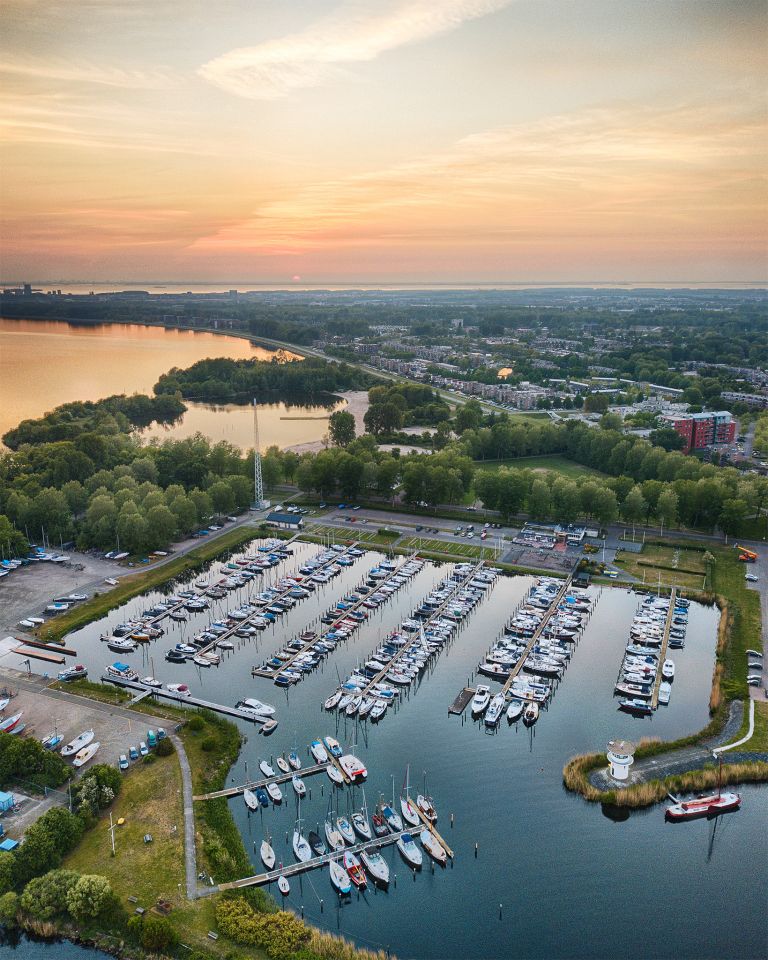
[55,539,767,959]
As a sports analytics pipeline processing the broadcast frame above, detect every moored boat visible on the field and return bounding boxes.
[243,789,258,811]
[343,850,367,888]
[396,832,423,869]
[523,702,539,726]
[420,829,447,864]
[360,847,390,886]
[61,728,94,757]
[329,858,352,895]
[260,839,275,869]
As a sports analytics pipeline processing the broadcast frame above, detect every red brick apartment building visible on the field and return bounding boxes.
[660,411,736,453]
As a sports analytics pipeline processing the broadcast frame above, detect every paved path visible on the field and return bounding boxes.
[170,732,198,900]
[590,701,768,791]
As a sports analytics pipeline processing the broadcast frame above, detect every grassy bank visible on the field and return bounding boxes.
[475,454,607,478]
[563,539,766,806]
[41,525,268,642]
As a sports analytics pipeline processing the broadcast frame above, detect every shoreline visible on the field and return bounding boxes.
[285,389,370,454]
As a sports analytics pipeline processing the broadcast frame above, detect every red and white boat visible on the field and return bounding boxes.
[665,758,741,821]
[343,851,367,888]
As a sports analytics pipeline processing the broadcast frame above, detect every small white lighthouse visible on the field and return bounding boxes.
[606,739,636,782]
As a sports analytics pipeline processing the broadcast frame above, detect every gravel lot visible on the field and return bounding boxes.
[0,670,168,837]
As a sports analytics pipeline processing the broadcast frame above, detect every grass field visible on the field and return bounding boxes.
[613,542,710,590]
[751,701,768,752]
[474,454,607,478]
[307,524,399,545]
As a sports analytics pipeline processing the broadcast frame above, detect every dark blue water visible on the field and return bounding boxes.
[0,933,109,959]
[60,541,768,959]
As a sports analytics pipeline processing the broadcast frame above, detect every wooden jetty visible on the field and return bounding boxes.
[408,795,454,859]
[500,575,573,696]
[219,827,420,890]
[13,646,65,665]
[650,587,676,710]
[448,687,475,715]
[18,638,78,657]
[194,762,330,801]
[99,674,270,723]
[251,551,417,681]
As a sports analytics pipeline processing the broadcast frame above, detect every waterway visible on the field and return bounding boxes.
[45,539,766,960]
[0,318,344,451]
[0,933,110,960]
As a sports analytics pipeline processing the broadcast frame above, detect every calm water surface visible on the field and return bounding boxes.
[0,318,311,445]
[51,541,767,960]
[0,934,109,960]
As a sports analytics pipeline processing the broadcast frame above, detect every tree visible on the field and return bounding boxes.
[599,412,623,431]
[584,394,609,413]
[189,488,212,524]
[656,488,678,529]
[621,485,646,523]
[649,427,686,452]
[0,891,19,927]
[454,400,483,433]
[21,869,79,920]
[328,410,356,447]
[528,479,552,520]
[719,498,748,536]
[0,515,28,557]
[146,504,178,546]
[168,495,197,536]
[364,402,403,436]
[593,487,618,526]
[0,851,14,896]
[66,874,116,921]
[208,481,235,515]
[129,913,179,953]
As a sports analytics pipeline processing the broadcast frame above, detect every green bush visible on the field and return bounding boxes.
[188,715,205,732]
[0,732,69,790]
[66,874,117,921]
[12,807,85,888]
[20,869,79,920]
[155,737,174,757]
[215,898,311,958]
[129,912,179,953]
[142,753,157,765]
[0,891,19,927]
[201,736,216,752]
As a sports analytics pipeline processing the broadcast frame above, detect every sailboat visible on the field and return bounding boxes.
[243,788,259,811]
[292,775,306,798]
[420,829,447,865]
[292,815,312,862]
[324,798,346,851]
[416,772,437,823]
[336,813,355,845]
[665,755,741,821]
[260,839,276,869]
[308,830,327,857]
[329,858,352,895]
[372,797,389,837]
[277,875,290,896]
[351,790,373,840]
[400,766,421,826]
[61,729,93,757]
[382,776,403,831]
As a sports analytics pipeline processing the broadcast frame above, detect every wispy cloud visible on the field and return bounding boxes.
[0,55,176,89]
[199,0,512,99]
[189,99,767,255]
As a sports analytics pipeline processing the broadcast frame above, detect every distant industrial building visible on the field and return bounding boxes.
[660,411,735,453]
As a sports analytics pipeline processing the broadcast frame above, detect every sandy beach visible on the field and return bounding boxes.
[285,390,370,454]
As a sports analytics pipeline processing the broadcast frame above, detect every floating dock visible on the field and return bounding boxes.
[13,646,65,665]
[194,762,331,801]
[18,638,78,657]
[448,687,475,715]
[99,675,270,723]
[650,587,676,709]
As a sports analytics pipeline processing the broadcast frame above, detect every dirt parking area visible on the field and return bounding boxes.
[0,552,123,639]
[0,670,167,836]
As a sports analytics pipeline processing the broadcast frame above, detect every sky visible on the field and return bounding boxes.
[1,0,766,284]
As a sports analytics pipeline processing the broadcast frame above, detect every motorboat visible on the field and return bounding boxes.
[0,712,23,733]
[523,702,540,726]
[484,693,506,728]
[276,756,290,774]
[72,741,100,768]
[327,765,344,785]
[61,729,94,757]
[165,649,186,663]
[167,683,191,696]
[397,832,423,869]
[506,699,525,723]
[57,663,87,682]
[370,700,388,721]
[243,789,259,811]
[324,690,343,711]
[106,637,136,652]
[381,803,402,832]
[292,775,306,798]
[260,839,276,869]
[343,851,367,888]
[416,794,437,823]
[311,740,329,764]
[339,754,368,781]
[140,676,162,688]
[662,659,675,681]
[420,829,447,865]
[255,787,269,807]
[323,736,342,758]
[658,682,672,705]
[471,684,491,715]
[360,848,390,886]
[308,831,326,857]
[618,698,654,715]
[266,782,283,803]
[259,760,275,777]
[105,662,138,681]
[329,858,352,895]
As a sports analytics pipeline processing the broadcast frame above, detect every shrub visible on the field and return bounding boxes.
[66,874,116,921]
[20,869,79,920]
[0,852,14,896]
[155,737,174,757]
[187,715,205,732]
[201,736,216,752]
[12,808,84,888]
[142,753,157,765]
[216,898,311,959]
[129,913,179,953]
[0,891,19,927]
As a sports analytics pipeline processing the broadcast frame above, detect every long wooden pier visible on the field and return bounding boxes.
[355,559,486,700]
[219,826,426,890]
[251,551,418,681]
[194,762,331,801]
[18,638,78,657]
[408,795,454,859]
[650,587,676,709]
[500,575,573,695]
[99,674,271,723]
[13,646,65,665]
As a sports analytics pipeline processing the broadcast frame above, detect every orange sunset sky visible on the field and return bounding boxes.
[1,0,766,283]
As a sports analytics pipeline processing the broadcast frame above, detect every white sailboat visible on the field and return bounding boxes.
[243,788,259,811]
[420,829,447,865]
[400,766,421,826]
[260,839,275,870]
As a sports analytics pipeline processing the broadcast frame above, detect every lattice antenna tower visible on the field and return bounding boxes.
[252,398,269,509]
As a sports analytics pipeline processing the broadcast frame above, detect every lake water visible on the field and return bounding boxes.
[0,934,109,960]
[0,318,326,448]
[51,539,767,960]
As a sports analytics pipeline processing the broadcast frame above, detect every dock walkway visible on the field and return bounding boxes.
[251,551,416,681]
[99,675,270,723]
[194,762,330,801]
[500,575,573,696]
[650,587,676,709]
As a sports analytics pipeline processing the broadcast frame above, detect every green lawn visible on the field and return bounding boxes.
[474,454,607,478]
[399,535,499,560]
[613,542,711,590]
